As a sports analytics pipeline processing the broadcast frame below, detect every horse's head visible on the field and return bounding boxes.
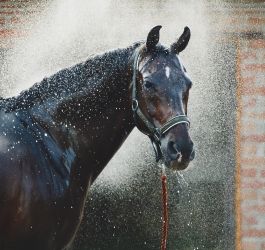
[133,26,194,170]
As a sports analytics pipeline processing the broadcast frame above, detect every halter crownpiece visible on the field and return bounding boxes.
[132,45,190,162]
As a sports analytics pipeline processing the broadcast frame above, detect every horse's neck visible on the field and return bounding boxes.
[32,68,134,183]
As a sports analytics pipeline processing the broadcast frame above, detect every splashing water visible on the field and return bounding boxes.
[157,159,188,186]
[175,171,189,186]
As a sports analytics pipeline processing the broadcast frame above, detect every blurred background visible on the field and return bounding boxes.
[0,0,264,249]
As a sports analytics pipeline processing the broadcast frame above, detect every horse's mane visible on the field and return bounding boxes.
[0,41,144,112]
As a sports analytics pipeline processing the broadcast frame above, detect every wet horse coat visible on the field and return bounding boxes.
[0,26,194,249]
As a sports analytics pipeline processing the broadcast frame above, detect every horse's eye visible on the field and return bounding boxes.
[143,81,155,92]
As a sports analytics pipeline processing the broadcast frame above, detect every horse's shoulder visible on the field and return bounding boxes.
[0,109,70,194]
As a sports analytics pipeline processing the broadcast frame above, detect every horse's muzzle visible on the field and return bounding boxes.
[160,127,195,170]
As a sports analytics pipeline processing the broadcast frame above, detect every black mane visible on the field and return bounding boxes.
[0,42,143,113]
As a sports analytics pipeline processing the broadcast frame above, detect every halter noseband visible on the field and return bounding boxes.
[132,45,190,162]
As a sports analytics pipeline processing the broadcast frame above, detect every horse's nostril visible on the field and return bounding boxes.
[167,141,180,160]
[167,141,195,162]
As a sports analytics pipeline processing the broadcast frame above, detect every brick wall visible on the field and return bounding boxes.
[0,0,49,49]
[213,2,265,250]
[239,29,265,250]
[206,2,265,249]
[237,6,265,250]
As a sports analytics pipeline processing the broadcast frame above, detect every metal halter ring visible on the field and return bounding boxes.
[132,99,138,110]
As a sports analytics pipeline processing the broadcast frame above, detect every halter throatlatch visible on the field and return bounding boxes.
[132,45,190,162]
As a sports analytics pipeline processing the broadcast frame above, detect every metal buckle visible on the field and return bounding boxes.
[153,129,162,142]
[132,99,138,111]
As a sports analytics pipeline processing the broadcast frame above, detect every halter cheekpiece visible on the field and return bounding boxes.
[132,45,190,162]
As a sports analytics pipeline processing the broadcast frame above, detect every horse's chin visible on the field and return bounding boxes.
[162,158,190,171]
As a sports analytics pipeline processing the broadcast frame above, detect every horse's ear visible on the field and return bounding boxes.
[171,27,190,54]
[146,25,162,51]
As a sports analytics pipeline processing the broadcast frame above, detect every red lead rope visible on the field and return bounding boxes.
[161,173,168,250]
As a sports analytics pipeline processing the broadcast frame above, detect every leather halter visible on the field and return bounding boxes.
[132,45,190,162]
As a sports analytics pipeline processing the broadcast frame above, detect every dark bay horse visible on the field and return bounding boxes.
[0,26,194,250]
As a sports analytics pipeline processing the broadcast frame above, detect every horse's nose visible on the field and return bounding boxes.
[167,140,195,162]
